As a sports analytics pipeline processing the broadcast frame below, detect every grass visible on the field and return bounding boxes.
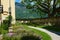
[25,23,60,32]
[42,26,60,32]
[12,22,52,40]
[20,24,52,40]
[37,25,60,32]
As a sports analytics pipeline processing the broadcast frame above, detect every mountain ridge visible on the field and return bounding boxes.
[15,2,41,19]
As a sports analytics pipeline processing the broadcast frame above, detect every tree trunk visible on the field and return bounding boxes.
[51,0,56,17]
[47,0,51,18]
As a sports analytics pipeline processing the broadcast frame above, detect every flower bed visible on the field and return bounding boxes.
[3,29,42,40]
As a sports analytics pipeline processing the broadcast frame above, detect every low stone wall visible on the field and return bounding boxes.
[30,17,60,25]
[17,17,60,25]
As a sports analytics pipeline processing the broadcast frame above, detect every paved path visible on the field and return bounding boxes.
[0,34,3,40]
[28,26,60,40]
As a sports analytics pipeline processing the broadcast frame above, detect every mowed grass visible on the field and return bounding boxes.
[37,25,60,32]
[25,23,60,32]
[13,22,52,40]
[22,24,52,40]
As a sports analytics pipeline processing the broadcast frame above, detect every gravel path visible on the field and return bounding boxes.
[28,26,60,40]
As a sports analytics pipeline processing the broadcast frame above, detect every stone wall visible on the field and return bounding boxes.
[30,17,60,25]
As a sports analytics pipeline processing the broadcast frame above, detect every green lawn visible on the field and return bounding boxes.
[12,22,52,40]
[22,24,52,40]
[25,23,60,32]
[37,25,60,32]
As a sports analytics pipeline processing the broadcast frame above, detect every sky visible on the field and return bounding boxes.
[15,0,22,2]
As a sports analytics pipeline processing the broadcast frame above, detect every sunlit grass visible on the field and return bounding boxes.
[23,25,52,40]
[13,22,52,40]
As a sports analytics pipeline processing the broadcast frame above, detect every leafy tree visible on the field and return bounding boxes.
[21,0,60,17]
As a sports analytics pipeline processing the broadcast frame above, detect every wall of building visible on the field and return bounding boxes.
[1,0,15,24]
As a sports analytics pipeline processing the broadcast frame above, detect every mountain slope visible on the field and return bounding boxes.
[15,2,41,19]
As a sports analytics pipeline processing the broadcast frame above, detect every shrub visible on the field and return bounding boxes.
[0,15,12,34]
[3,29,42,40]
[3,35,20,40]
[0,29,8,34]
[21,35,41,40]
[0,27,2,34]
[0,26,8,34]
[0,20,8,34]
[1,20,9,30]
[20,30,42,40]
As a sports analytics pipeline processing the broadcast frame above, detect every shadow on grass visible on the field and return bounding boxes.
[23,23,43,27]
[22,23,60,35]
[21,35,41,40]
[43,26,60,35]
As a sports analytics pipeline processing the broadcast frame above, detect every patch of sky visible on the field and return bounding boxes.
[15,0,22,3]
[30,1,36,6]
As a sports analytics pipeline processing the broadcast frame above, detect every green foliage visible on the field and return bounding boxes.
[16,5,41,19]
[3,28,41,40]
[21,34,41,40]
[0,26,2,34]
[15,2,48,19]
[0,26,8,34]
[3,21,51,40]
[8,14,12,27]
[24,24,52,40]
[0,20,8,34]
[3,36,20,40]
[0,14,12,34]
[12,22,51,40]
[37,25,60,32]
[21,0,60,17]
[2,20,9,30]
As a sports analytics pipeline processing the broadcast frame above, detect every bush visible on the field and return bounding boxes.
[0,28,8,34]
[0,20,8,34]
[1,20,9,30]
[21,35,41,40]
[0,27,2,34]
[3,35,20,40]
[20,30,42,40]
[3,29,42,40]
[0,15,12,34]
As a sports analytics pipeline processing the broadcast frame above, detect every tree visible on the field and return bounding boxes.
[21,0,60,17]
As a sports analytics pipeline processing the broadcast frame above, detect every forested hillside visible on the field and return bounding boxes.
[15,2,47,20]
